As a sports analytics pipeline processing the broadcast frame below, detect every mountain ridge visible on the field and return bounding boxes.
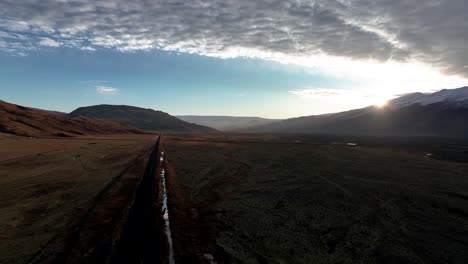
[390,86,468,109]
[242,86,468,138]
[69,104,217,132]
[0,100,141,137]
[176,115,281,131]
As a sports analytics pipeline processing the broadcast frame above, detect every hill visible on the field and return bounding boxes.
[69,105,216,132]
[244,87,468,138]
[0,100,141,137]
[176,115,281,131]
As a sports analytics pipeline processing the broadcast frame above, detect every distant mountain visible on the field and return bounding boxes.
[244,86,468,138]
[176,115,281,131]
[389,87,468,109]
[29,107,67,116]
[69,105,216,132]
[0,100,141,137]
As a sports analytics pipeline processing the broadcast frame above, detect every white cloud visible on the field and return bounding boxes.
[289,88,396,108]
[0,31,13,38]
[3,20,29,31]
[80,46,96,51]
[290,88,345,97]
[96,86,119,95]
[0,0,467,92]
[38,37,61,47]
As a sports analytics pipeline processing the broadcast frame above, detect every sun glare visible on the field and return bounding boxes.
[374,98,389,107]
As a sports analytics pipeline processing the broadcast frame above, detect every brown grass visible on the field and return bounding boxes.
[164,133,468,264]
[0,135,154,264]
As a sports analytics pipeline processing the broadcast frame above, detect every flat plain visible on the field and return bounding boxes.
[164,133,468,264]
[2,133,468,264]
[0,134,154,264]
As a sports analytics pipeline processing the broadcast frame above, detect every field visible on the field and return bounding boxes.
[0,134,155,264]
[1,133,468,264]
[164,133,468,264]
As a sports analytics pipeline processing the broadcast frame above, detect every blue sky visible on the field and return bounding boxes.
[1,0,467,118]
[0,48,366,118]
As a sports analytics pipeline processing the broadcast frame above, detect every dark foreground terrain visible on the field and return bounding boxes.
[164,133,468,263]
[2,133,468,264]
[0,134,155,264]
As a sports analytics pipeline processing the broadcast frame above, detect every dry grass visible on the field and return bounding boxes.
[165,133,468,264]
[0,135,154,264]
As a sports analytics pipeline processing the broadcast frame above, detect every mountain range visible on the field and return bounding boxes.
[3,86,468,138]
[176,115,281,131]
[243,86,468,137]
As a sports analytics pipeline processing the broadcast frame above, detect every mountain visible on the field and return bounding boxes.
[244,87,468,138]
[29,107,67,115]
[69,105,216,132]
[176,115,281,131]
[0,100,141,137]
[389,87,468,109]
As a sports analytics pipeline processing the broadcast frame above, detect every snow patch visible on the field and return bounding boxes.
[389,87,468,109]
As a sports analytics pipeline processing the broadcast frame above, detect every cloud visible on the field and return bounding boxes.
[96,86,119,95]
[80,46,96,51]
[0,0,467,81]
[289,88,395,107]
[38,37,61,47]
[290,88,343,97]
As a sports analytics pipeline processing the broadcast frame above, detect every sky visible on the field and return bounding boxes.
[1,0,467,118]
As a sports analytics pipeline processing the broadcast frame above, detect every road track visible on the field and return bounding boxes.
[109,136,165,264]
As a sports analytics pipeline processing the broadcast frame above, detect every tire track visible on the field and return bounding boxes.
[109,136,164,264]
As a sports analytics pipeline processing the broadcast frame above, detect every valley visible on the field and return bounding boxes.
[163,133,468,263]
[2,1,467,262]
[2,132,468,264]
[2,89,468,264]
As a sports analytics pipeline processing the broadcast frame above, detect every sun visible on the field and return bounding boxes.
[373,97,390,108]
[375,100,388,107]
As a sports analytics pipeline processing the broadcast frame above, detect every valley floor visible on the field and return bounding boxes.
[0,134,155,264]
[1,133,468,264]
[164,133,468,264]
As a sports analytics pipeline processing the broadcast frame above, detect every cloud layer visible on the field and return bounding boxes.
[96,86,119,95]
[38,37,61,47]
[289,87,393,108]
[0,0,467,78]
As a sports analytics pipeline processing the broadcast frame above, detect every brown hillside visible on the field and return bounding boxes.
[0,100,141,137]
